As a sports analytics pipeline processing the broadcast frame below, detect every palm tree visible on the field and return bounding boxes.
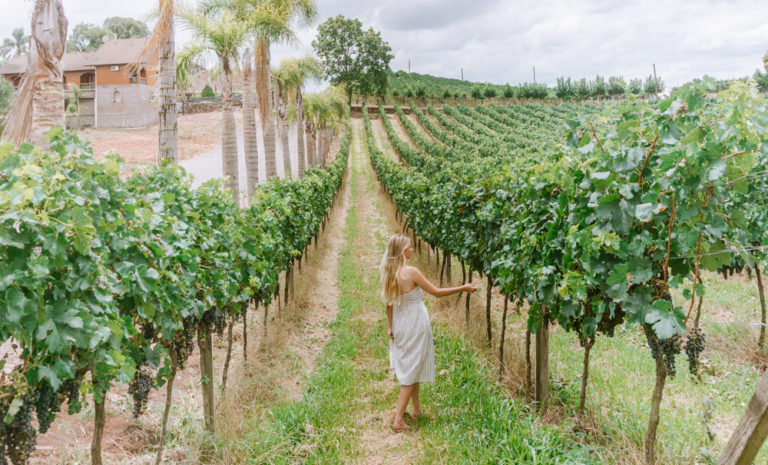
[0,28,28,60]
[229,0,317,182]
[177,4,250,205]
[141,0,177,163]
[272,56,321,177]
[303,86,346,167]
[2,0,67,146]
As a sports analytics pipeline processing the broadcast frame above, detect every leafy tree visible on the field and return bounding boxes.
[608,76,625,97]
[628,78,643,95]
[484,86,497,98]
[67,23,112,52]
[0,28,27,60]
[200,83,216,97]
[502,84,515,98]
[103,17,149,39]
[763,50,767,72]
[470,86,482,99]
[312,15,394,104]
[555,77,572,99]
[644,74,665,96]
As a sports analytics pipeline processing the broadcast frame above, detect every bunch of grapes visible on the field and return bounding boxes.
[60,377,83,415]
[647,331,682,378]
[128,369,154,418]
[35,383,61,434]
[2,395,38,465]
[201,308,226,335]
[684,328,706,377]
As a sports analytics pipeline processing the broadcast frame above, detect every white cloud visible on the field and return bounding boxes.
[1,0,766,89]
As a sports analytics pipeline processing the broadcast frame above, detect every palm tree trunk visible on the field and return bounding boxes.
[254,39,277,180]
[4,0,67,146]
[296,95,306,176]
[220,59,240,205]
[306,124,316,167]
[280,117,292,178]
[241,48,258,199]
[262,111,277,179]
[158,13,178,163]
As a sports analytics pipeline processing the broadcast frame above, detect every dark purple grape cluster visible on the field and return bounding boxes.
[1,395,37,465]
[35,383,61,434]
[127,369,154,418]
[647,331,681,378]
[684,328,706,377]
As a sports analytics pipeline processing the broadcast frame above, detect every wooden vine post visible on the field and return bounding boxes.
[91,373,105,465]
[485,276,493,346]
[717,370,768,465]
[755,264,766,350]
[499,296,509,376]
[535,311,549,414]
[198,327,216,433]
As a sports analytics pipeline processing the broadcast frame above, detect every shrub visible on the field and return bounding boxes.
[200,84,215,97]
[484,86,497,99]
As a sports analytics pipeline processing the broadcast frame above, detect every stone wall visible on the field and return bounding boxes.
[96,84,157,128]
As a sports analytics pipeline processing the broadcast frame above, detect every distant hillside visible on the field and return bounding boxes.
[386,70,548,99]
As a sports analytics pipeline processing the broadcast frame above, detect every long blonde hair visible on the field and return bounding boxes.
[380,234,411,304]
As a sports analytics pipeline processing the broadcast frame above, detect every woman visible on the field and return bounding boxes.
[380,234,477,431]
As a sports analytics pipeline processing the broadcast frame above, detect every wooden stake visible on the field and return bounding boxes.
[718,370,768,465]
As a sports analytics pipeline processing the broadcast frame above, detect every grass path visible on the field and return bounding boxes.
[234,119,595,464]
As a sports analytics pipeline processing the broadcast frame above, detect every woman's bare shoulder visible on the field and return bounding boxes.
[401,265,423,278]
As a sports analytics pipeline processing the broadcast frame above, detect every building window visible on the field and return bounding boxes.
[113,89,122,103]
[130,68,148,85]
[111,65,119,71]
[80,72,95,90]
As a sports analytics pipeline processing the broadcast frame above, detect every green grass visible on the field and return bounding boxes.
[540,270,768,464]
[234,121,599,464]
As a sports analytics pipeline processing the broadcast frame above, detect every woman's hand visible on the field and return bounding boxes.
[388,327,394,340]
[464,283,478,294]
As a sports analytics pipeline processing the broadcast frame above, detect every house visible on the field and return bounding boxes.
[0,37,158,128]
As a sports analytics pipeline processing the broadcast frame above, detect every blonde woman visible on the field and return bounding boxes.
[380,234,477,432]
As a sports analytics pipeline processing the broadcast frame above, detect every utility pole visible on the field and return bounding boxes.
[533,66,536,84]
[461,67,464,81]
[408,59,411,73]
[653,63,659,95]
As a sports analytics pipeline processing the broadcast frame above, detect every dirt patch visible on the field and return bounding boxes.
[76,111,226,169]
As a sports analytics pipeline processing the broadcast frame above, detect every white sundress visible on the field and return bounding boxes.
[389,286,436,385]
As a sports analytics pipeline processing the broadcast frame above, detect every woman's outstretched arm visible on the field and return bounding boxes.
[408,266,477,298]
[386,304,394,339]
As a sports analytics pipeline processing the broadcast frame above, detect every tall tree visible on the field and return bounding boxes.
[66,23,112,52]
[141,0,178,163]
[312,15,393,105]
[234,0,317,182]
[0,28,28,60]
[2,0,67,147]
[302,86,346,167]
[272,56,321,177]
[178,4,250,204]
[103,17,150,39]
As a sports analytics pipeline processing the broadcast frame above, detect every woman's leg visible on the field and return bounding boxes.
[410,383,421,416]
[394,384,415,429]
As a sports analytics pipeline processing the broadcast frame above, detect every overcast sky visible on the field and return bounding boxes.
[1,0,766,89]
